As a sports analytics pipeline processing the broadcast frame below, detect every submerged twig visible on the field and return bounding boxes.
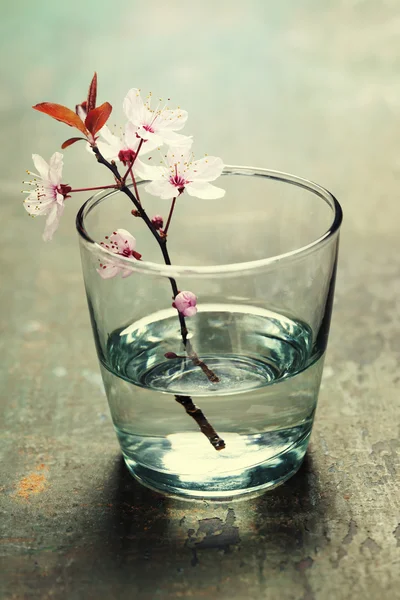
[175,395,226,451]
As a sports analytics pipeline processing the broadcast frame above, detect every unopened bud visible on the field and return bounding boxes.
[173,291,198,318]
[131,209,140,217]
[118,149,137,166]
[164,352,178,359]
[151,215,164,230]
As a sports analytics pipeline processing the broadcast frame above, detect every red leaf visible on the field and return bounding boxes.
[85,102,112,136]
[33,103,89,136]
[87,73,97,112]
[61,137,86,149]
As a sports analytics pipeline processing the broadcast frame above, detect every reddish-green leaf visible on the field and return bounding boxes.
[61,137,86,149]
[87,72,97,112]
[33,103,89,136]
[85,102,112,136]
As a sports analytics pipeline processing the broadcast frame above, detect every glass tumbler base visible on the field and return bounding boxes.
[121,430,311,501]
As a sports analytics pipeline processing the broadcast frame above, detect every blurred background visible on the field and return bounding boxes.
[3,0,400,260]
[2,1,400,598]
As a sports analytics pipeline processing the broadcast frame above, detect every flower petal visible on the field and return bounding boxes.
[166,145,193,176]
[48,152,63,185]
[121,267,134,279]
[120,230,136,250]
[161,131,193,147]
[125,122,158,155]
[109,228,137,253]
[144,179,176,199]
[23,194,53,216]
[97,263,121,279]
[123,88,147,126]
[135,126,163,146]
[187,156,224,182]
[96,126,124,161]
[43,202,64,241]
[98,124,122,146]
[123,122,140,151]
[96,140,119,162]
[157,109,188,131]
[32,154,50,180]
[185,181,225,199]
[135,159,167,181]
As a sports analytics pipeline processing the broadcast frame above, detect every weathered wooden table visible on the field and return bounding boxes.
[1,1,399,598]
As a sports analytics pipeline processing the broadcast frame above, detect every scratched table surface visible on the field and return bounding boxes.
[1,1,400,599]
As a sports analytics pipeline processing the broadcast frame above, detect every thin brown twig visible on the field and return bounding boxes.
[185,340,219,383]
[175,396,225,450]
[129,166,141,205]
[121,139,144,183]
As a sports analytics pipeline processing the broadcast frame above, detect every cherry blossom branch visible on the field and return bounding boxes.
[163,197,177,236]
[92,146,164,244]
[27,77,225,451]
[92,145,219,383]
[91,145,224,450]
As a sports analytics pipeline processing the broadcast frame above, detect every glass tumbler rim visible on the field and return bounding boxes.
[76,165,343,278]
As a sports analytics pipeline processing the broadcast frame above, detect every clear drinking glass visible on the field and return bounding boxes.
[76,166,342,500]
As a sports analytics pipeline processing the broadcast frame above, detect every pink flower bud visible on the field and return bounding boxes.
[164,352,178,359]
[151,215,164,230]
[118,148,137,165]
[172,291,198,318]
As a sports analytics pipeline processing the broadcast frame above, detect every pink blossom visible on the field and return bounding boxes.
[151,215,164,230]
[97,229,141,279]
[123,89,192,148]
[135,144,225,200]
[173,291,198,317]
[23,153,71,241]
[95,122,158,166]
